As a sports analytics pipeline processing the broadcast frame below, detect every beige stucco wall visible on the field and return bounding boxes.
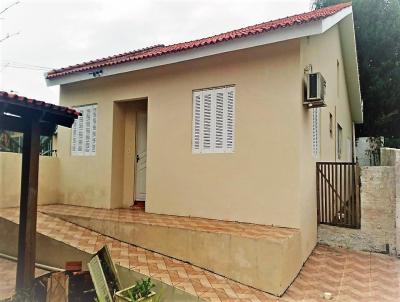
[58,40,304,228]
[298,22,356,258]
[0,152,59,208]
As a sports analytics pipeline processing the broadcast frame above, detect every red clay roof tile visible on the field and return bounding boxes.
[0,91,81,118]
[46,3,351,80]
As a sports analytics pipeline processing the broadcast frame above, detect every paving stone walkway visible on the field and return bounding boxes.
[0,258,48,300]
[0,207,399,301]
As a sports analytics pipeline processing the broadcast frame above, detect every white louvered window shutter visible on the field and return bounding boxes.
[192,91,202,153]
[77,107,85,155]
[215,90,225,152]
[71,111,78,156]
[226,86,235,152]
[84,105,92,155]
[312,108,320,158]
[192,86,235,154]
[91,105,97,155]
[70,104,97,156]
[202,91,213,152]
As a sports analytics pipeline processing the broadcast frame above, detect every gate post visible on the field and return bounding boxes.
[354,163,361,228]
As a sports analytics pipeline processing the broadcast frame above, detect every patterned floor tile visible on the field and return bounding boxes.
[0,258,48,300]
[1,207,400,301]
[38,204,299,240]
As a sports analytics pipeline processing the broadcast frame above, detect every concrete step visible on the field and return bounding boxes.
[39,204,302,296]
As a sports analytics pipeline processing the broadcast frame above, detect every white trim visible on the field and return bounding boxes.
[321,6,352,32]
[46,8,352,87]
[338,12,363,123]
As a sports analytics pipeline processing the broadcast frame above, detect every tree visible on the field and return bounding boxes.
[313,0,400,139]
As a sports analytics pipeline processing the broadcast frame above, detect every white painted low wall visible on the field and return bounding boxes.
[0,152,59,208]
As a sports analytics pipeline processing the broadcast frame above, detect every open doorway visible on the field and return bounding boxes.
[111,98,148,209]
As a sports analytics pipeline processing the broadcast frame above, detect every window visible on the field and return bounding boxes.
[312,108,320,158]
[329,113,333,137]
[71,104,97,156]
[337,123,343,159]
[192,86,235,153]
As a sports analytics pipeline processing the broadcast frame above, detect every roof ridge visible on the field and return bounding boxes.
[54,44,166,72]
[46,2,351,79]
[165,2,350,48]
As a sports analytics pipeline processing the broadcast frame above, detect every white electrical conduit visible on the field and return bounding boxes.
[0,252,64,272]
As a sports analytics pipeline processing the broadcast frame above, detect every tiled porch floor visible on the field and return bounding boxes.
[0,207,399,302]
[0,258,48,300]
[39,204,298,240]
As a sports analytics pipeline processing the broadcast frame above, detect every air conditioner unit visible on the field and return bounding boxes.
[304,72,326,108]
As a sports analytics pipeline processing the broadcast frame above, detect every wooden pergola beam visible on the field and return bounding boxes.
[0,99,76,128]
[0,113,56,136]
[15,117,41,290]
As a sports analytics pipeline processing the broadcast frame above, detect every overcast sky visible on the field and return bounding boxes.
[0,0,311,104]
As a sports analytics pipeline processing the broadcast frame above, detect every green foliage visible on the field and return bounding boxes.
[313,0,400,137]
[384,137,400,148]
[0,130,54,155]
[124,278,156,301]
[313,0,343,9]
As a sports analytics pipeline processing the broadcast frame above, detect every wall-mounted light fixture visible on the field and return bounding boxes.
[89,69,103,78]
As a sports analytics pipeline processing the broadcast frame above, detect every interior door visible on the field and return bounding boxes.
[135,111,147,201]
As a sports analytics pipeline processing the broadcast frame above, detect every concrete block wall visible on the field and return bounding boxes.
[381,148,400,255]
[318,148,400,255]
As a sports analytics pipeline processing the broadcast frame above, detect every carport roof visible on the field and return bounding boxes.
[0,91,81,134]
[0,91,81,119]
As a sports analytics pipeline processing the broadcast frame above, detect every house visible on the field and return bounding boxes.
[43,2,362,294]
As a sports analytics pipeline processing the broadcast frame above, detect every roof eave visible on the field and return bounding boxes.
[338,10,363,124]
